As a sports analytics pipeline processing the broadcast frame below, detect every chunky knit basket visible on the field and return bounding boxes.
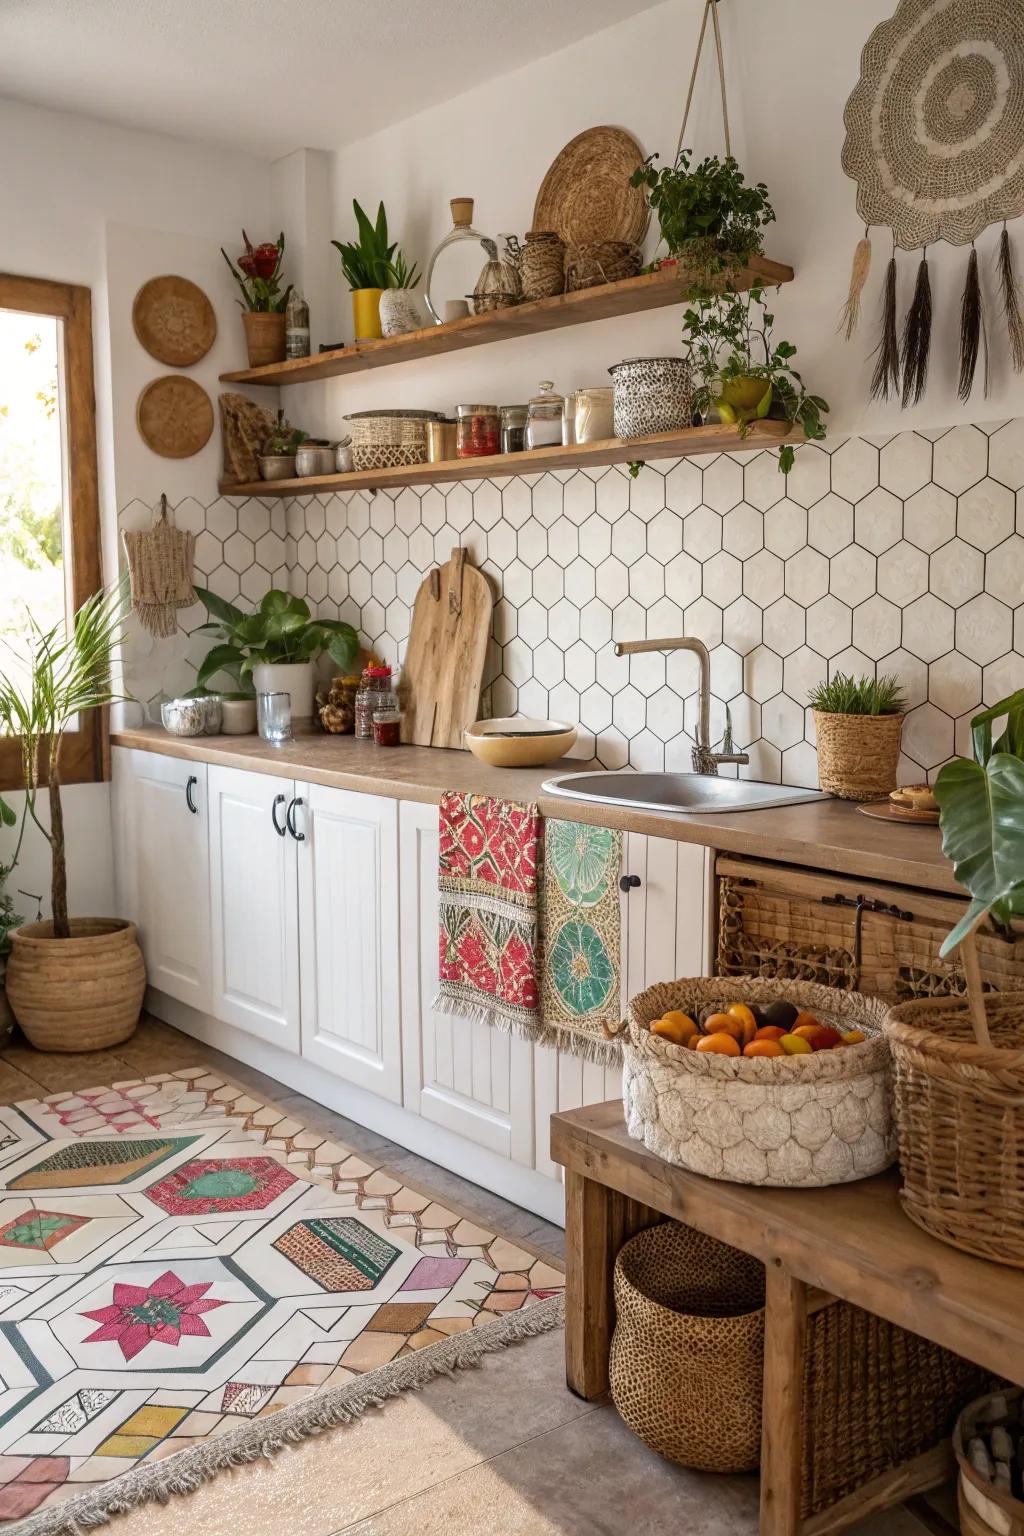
[812,709,904,799]
[624,977,894,1186]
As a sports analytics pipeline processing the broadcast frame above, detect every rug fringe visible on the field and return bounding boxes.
[20,1294,565,1536]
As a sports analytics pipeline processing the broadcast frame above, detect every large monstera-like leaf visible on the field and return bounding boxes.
[934,750,1024,956]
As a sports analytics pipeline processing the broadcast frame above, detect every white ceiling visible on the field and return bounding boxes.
[0,0,665,158]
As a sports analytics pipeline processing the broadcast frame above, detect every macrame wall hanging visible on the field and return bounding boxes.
[839,0,1024,406]
[121,494,197,638]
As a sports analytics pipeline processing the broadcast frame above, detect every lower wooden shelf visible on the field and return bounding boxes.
[219,420,802,499]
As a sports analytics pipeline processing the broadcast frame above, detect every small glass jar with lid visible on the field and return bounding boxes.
[456,403,500,458]
[524,381,566,449]
[499,405,528,455]
[355,664,397,739]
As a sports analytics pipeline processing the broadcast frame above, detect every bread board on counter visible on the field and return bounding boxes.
[400,547,493,749]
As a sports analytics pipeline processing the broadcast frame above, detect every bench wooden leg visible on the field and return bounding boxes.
[563,1168,621,1399]
[760,1260,808,1536]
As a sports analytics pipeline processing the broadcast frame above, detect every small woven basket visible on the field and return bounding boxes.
[344,411,440,471]
[520,231,565,301]
[813,709,904,799]
[565,240,643,291]
[624,977,894,1186]
[886,985,1024,1266]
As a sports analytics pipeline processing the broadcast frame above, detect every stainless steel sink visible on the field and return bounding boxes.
[541,771,828,815]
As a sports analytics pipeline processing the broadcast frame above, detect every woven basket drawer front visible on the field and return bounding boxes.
[715,857,1024,1001]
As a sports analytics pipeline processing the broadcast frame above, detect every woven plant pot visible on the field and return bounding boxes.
[241,311,286,368]
[610,1222,764,1472]
[813,709,904,799]
[886,992,1024,1267]
[520,231,566,301]
[624,977,894,1186]
[954,1390,1024,1536]
[5,919,146,1052]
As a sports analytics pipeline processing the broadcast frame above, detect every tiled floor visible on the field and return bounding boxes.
[0,1018,958,1536]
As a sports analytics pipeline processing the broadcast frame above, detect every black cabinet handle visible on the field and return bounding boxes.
[286,796,305,841]
[619,874,641,893]
[185,775,198,815]
[271,793,287,837]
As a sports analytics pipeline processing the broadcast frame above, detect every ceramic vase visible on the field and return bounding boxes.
[379,289,427,338]
[253,659,315,720]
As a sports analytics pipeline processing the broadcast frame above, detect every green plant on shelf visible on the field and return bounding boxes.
[331,200,399,291]
[383,249,421,290]
[221,231,291,313]
[807,673,905,717]
[192,588,358,696]
[630,149,775,275]
[262,410,308,457]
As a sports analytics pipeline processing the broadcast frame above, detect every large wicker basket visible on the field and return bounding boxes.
[343,409,443,471]
[886,992,1024,1267]
[624,977,894,1186]
[610,1221,991,1515]
[812,709,904,799]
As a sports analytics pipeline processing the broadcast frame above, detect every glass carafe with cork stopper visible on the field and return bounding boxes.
[425,198,491,324]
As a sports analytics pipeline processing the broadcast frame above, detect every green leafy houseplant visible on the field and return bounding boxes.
[331,200,398,291]
[193,588,358,694]
[933,689,1024,956]
[630,149,775,271]
[261,410,307,458]
[808,673,905,716]
[681,282,829,474]
[221,231,291,313]
[384,250,421,290]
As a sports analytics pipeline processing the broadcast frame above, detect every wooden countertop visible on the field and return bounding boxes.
[111,726,962,897]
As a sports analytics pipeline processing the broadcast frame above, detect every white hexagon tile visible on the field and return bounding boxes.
[120,417,1024,787]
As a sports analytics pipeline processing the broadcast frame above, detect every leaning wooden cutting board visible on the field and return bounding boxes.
[400,547,493,748]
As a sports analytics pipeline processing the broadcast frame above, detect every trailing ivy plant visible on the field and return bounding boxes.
[630,150,775,270]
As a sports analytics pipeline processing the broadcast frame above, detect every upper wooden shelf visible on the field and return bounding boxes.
[218,420,802,499]
[219,255,794,388]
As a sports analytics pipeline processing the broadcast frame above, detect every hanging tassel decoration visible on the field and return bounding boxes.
[900,249,932,408]
[838,228,872,339]
[870,239,900,401]
[999,223,1024,373]
[957,245,984,402]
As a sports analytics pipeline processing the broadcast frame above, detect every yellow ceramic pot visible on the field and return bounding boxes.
[351,288,384,342]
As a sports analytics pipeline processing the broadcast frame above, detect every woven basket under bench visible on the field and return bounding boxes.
[715,856,1024,1000]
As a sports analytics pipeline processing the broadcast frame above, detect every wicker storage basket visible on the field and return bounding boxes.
[955,1390,1024,1536]
[886,992,1024,1267]
[565,240,642,290]
[611,1221,991,1514]
[812,709,904,799]
[343,410,442,471]
[624,977,894,1186]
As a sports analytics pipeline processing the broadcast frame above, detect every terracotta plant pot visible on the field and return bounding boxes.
[242,311,286,367]
[813,710,905,800]
[5,918,146,1052]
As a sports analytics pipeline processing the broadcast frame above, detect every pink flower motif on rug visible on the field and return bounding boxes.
[81,1271,225,1361]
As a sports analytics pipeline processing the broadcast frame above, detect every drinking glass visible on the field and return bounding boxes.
[258,691,292,744]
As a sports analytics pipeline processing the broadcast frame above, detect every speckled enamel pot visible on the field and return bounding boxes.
[623,977,894,1187]
[609,355,693,439]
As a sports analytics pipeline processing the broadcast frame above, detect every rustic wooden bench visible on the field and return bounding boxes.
[551,1101,1024,1536]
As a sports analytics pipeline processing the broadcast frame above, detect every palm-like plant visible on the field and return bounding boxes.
[331,200,397,291]
[0,584,129,939]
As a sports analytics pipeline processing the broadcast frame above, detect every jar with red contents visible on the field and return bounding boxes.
[355,664,396,739]
[456,402,500,458]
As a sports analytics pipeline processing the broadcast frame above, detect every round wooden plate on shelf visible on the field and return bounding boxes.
[136,375,214,458]
[857,800,940,826]
[133,275,216,367]
[532,126,649,247]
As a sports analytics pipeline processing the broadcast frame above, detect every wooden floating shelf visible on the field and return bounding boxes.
[219,255,794,388]
[218,421,802,499]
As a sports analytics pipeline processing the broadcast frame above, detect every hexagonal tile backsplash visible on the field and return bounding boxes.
[121,417,1024,788]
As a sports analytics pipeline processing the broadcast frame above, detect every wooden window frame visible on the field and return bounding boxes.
[0,273,105,792]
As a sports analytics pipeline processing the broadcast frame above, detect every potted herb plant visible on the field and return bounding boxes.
[378,250,424,338]
[630,149,775,279]
[221,231,292,367]
[259,410,308,482]
[194,588,358,721]
[331,200,397,342]
[682,282,829,473]
[808,672,905,800]
[0,585,147,1052]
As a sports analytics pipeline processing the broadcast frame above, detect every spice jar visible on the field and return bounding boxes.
[500,404,528,455]
[372,707,402,747]
[456,403,500,458]
[355,664,396,739]
[524,381,565,449]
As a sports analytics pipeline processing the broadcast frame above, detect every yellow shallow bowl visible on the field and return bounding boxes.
[464,718,577,768]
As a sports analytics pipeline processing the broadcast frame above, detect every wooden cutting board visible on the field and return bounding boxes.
[400,548,493,749]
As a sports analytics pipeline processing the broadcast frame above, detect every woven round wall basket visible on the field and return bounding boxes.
[886,991,1024,1267]
[624,977,894,1186]
[610,1222,764,1473]
[813,709,904,799]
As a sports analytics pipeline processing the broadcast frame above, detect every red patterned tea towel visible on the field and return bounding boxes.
[435,790,543,1037]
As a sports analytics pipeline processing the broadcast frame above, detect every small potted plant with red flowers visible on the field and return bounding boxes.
[221,231,292,367]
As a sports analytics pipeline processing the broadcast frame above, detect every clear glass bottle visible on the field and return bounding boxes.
[285,290,310,359]
[500,404,528,454]
[524,381,566,449]
[425,198,492,324]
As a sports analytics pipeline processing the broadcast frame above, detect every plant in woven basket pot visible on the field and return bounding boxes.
[808,672,905,800]
[0,584,148,1053]
[221,231,292,367]
[331,199,398,343]
[630,148,775,278]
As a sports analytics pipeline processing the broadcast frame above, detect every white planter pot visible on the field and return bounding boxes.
[252,661,315,720]
[379,289,427,338]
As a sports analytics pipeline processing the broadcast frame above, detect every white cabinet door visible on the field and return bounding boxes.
[112,748,212,1012]
[399,800,534,1162]
[297,783,402,1102]
[208,763,300,1051]
[534,830,709,1178]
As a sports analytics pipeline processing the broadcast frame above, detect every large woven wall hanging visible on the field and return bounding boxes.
[840,0,1024,404]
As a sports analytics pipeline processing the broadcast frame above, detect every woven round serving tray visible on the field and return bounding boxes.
[136,375,214,459]
[624,977,894,1186]
[533,126,649,248]
[132,275,216,367]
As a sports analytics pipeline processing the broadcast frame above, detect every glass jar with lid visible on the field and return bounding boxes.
[456,403,500,458]
[524,381,566,450]
[499,404,528,455]
[355,664,397,739]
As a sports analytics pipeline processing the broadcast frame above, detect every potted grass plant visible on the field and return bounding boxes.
[808,672,906,800]
[221,231,292,367]
[0,584,147,1052]
[331,200,398,342]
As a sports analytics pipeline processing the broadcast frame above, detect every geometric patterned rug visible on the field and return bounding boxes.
[0,1068,564,1534]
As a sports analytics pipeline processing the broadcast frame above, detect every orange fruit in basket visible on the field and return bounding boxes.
[793,1011,823,1031]
[663,1009,699,1036]
[841,1028,866,1044]
[744,1038,784,1057]
[651,1015,697,1046]
[780,1033,813,1055]
[702,1011,742,1040]
[695,1031,741,1056]
[727,1003,758,1044]
[754,1024,787,1042]
[791,1022,825,1041]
